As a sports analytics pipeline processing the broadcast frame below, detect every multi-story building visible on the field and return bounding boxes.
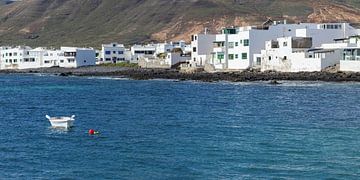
[260,37,342,72]
[0,46,36,69]
[339,36,360,72]
[130,44,156,62]
[192,22,359,71]
[100,43,126,63]
[59,47,96,68]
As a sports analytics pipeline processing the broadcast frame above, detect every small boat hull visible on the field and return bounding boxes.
[46,115,75,129]
[49,119,74,129]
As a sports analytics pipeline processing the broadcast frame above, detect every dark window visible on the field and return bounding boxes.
[193,47,197,52]
[118,51,124,54]
[242,53,247,60]
[64,52,76,57]
[244,39,249,46]
[105,51,111,55]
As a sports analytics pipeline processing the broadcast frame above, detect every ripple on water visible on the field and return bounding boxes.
[0,74,360,179]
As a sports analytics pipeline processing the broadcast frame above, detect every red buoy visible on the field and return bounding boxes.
[89,129,95,135]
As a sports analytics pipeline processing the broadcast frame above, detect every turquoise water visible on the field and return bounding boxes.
[1,74,360,179]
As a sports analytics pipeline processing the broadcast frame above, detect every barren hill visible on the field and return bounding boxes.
[0,0,360,47]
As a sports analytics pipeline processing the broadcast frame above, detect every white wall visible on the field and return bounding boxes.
[191,34,216,67]
[59,47,96,68]
[165,53,190,66]
[340,60,360,72]
[261,37,341,72]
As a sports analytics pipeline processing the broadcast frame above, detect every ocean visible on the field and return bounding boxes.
[1,74,360,179]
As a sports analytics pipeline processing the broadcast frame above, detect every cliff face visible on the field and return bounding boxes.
[0,0,359,47]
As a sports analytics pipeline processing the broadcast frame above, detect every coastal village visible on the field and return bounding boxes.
[1,21,360,73]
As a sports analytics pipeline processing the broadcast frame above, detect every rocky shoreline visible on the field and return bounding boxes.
[1,66,360,82]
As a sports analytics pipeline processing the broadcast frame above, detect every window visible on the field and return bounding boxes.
[217,54,224,59]
[193,47,197,52]
[235,54,238,59]
[235,42,239,47]
[64,52,76,57]
[60,60,64,63]
[242,53,247,60]
[244,39,249,46]
[105,51,111,55]
[229,54,234,60]
[195,36,197,40]
[45,60,50,63]
[118,51,124,54]
[84,60,87,63]
[240,40,243,44]
[14,52,17,56]
[228,42,234,49]
[269,56,272,60]
[113,51,116,54]
[105,58,111,61]
[14,59,17,63]
[283,42,288,47]
[256,57,261,65]
[284,56,287,60]
[9,53,12,57]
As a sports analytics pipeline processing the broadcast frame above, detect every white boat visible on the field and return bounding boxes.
[46,115,75,129]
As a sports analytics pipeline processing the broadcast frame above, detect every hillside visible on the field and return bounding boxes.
[0,0,360,47]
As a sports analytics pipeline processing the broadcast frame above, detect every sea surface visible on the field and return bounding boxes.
[1,74,360,179]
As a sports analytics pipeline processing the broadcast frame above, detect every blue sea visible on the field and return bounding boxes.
[1,74,360,179]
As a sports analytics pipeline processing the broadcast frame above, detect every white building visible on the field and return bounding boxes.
[100,43,126,64]
[59,47,96,68]
[0,46,38,69]
[32,48,64,68]
[191,33,216,67]
[340,36,360,72]
[194,22,359,71]
[130,44,156,62]
[164,52,190,66]
[155,42,173,55]
[260,37,342,72]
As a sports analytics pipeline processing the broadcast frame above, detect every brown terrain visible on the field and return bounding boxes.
[0,0,359,46]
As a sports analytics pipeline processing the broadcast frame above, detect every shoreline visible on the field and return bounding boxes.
[1,66,360,82]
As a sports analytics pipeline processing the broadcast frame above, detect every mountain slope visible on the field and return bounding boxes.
[0,0,359,47]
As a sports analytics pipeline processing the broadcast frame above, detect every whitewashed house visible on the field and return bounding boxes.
[59,47,96,68]
[30,47,64,68]
[190,33,216,67]
[100,43,126,64]
[130,44,156,62]
[260,37,342,72]
[195,22,359,71]
[155,42,173,55]
[164,52,190,67]
[0,46,38,69]
[340,36,360,72]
